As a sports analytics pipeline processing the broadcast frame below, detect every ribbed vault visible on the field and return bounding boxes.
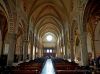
[25,0,69,48]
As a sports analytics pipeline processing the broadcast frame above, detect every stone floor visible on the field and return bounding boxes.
[41,59,55,74]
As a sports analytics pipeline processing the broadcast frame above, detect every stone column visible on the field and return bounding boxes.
[34,34,37,58]
[70,39,74,62]
[80,32,88,66]
[39,38,43,57]
[70,30,74,62]
[7,10,17,65]
[30,39,33,60]
[76,0,89,66]
[56,38,59,57]
[7,33,16,66]
[23,45,27,61]
[23,36,28,61]
[0,31,2,56]
[36,41,39,57]
[7,17,17,65]
[61,38,64,58]
[64,31,68,60]
[78,12,88,66]
[57,38,61,57]
[18,36,23,61]
[38,42,42,57]
[91,34,96,65]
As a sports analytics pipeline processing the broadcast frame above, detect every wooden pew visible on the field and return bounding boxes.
[56,70,91,74]
[11,70,40,74]
[55,64,78,70]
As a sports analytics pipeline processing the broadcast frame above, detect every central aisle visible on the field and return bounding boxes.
[41,59,55,74]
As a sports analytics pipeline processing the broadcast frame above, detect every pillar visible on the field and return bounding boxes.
[7,13,17,66]
[63,31,68,59]
[61,37,64,58]
[91,34,96,65]
[23,34,28,61]
[70,39,74,62]
[40,38,43,57]
[7,33,16,66]
[18,36,23,61]
[70,29,74,62]
[78,10,88,66]
[34,34,37,58]
[0,30,2,56]
[38,43,42,57]
[30,39,33,60]
[23,42,28,61]
[56,38,61,57]
[80,32,88,66]
[36,41,39,57]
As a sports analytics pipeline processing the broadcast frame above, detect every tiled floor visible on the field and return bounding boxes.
[41,59,55,74]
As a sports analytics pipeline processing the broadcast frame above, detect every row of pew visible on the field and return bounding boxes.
[0,57,47,74]
[11,62,42,74]
[1,57,100,74]
[52,58,92,74]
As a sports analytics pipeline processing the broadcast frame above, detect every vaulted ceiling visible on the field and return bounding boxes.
[20,0,73,47]
[84,0,100,35]
[21,0,72,34]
